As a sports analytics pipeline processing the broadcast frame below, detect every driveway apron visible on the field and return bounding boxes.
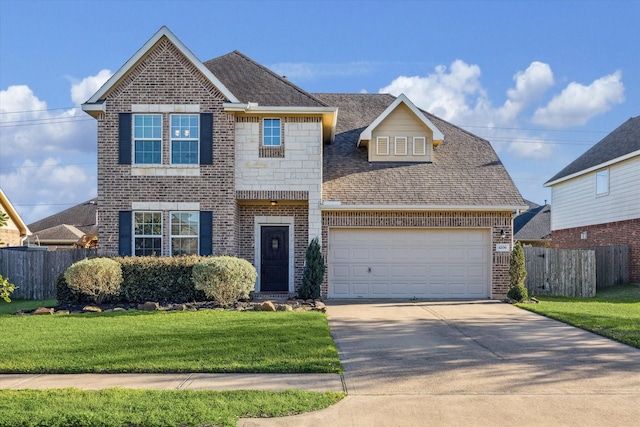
[240,300,640,426]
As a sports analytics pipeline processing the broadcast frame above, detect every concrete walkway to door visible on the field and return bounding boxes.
[240,300,640,426]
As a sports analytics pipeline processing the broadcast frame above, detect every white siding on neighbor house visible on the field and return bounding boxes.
[235,121,323,241]
[551,156,640,230]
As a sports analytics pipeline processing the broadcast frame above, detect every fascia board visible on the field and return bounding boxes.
[320,203,530,212]
[544,149,640,187]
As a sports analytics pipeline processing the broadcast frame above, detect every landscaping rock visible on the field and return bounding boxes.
[33,307,54,315]
[138,301,160,311]
[82,305,102,313]
[54,310,70,315]
[255,301,276,311]
[113,307,127,312]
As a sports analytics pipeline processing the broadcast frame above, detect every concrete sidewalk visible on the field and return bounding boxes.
[0,373,345,393]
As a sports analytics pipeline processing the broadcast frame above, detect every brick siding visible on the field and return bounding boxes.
[553,218,640,283]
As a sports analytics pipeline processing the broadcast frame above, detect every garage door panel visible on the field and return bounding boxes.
[328,228,490,299]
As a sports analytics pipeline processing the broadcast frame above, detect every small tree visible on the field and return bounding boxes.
[507,241,529,302]
[298,237,324,300]
[0,211,15,302]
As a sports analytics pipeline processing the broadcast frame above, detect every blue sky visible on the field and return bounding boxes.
[1,0,638,224]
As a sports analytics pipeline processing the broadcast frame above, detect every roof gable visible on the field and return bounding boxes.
[514,200,551,241]
[83,26,238,110]
[546,116,640,185]
[0,188,29,236]
[358,93,444,146]
[28,198,97,235]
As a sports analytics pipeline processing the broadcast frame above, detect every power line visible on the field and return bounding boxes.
[0,106,81,115]
[0,162,95,171]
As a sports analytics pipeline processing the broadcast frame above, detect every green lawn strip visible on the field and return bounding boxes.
[0,299,57,315]
[0,310,341,373]
[0,388,345,427]
[517,284,640,349]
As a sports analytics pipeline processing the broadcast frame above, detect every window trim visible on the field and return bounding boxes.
[133,114,163,165]
[413,136,426,156]
[376,136,390,155]
[262,118,282,147]
[596,168,609,196]
[170,211,200,256]
[170,114,200,165]
[395,136,408,156]
[133,211,163,256]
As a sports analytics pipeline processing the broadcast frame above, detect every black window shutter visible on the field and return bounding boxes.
[199,211,213,256]
[119,113,132,164]
[119,211,133,256]
[200,113,213,165]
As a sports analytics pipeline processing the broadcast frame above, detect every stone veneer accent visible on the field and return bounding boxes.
[237,203,309,292]
[552,218,640,283]
[96,36,237,256]
[321,210,513,298]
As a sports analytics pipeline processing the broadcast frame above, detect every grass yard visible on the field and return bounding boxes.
[0,298,57,315]
[0,388,345,427]
[0,309,341,374]
[517,284,640,348]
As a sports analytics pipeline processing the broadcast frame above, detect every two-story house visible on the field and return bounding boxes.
[545,116,640,283]
[82,26,526,299]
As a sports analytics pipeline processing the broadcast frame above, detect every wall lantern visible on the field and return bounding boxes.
[270,200,277,206]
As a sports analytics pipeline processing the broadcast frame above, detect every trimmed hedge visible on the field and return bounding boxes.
[64,258,123,304]
[192,256,257,307]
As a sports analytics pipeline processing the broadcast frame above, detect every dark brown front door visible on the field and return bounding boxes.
[260,226,289,291]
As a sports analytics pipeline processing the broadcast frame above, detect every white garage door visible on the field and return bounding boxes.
[328,228,490,299]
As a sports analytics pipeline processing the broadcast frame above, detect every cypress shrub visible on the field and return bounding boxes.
[507,241,529,302]
[298,237,324,300]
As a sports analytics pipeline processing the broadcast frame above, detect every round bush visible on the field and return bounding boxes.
[507,284,529,302]
[192,256,257,306]
[64,257,123,304]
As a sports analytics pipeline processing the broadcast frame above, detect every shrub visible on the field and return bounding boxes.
[298,237,324,300]
[56,273,80,305]
[116,256,207,303]
[64,258,123,304]
[0,274,15,303]
[508,241,529,302]
[192,256,257,307]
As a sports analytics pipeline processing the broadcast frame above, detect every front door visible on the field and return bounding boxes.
[260,226,289,292]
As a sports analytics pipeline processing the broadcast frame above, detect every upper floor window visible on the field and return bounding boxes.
[263,118,281,146]
[171,114,199,164]
[133,115,162,164]
[170,211,199,256]
[134,211,162,256]
[596,169,609,195]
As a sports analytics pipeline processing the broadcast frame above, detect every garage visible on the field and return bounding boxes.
[328,228,490,299]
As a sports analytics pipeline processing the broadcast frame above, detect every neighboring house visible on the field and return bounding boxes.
[27,199,98,250]
[81,26,526,299]
[545,116,640,283]
[513,200,551,247]
[0,188,30,247]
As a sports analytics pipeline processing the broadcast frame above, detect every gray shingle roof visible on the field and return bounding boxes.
[546,116,640,184]
[314,93,525,206]
[28,199,97,235]
[204,51,327,107]
[514,200,551,241]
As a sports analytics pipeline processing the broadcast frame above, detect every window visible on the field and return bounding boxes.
[413,137,426,155]
[596,169,609,195]
[133,115,162,164]
[395,137,408,155]
[263,118,281,146]
[171,114,199,164]
[170,211,199,256]
[134,212,162,256]
[376,136,389,155]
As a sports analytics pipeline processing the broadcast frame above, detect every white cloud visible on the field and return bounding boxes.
[70,69,112,105]
[500,61,554,122]
[532,71,625,127]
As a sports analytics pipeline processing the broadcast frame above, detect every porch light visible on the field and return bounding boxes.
[270,200,277,206]
[500,229,506,238]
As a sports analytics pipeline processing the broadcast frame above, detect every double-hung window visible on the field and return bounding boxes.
[263,118,281,146]
[171,114,199,164]
[170,211,199,256]
[134,212,162,256]
[133,115,162,164]
[596,169,609,195]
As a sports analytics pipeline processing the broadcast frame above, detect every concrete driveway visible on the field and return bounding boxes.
[240,300,640,426]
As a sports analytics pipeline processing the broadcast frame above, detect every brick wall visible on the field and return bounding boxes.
[0,228,22,247]
[96,36,237,256]
[321,210,514,298]
[553,218,640,283]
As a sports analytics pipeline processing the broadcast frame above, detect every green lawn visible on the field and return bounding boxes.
[517,284,640,348]
[0,309,341,373]
[0,388,345,427]
[0,298,57,315]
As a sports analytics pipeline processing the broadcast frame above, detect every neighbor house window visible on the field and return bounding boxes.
[134,212,162,256]
[133,114,162,164]
[171,114,199,164]
[376,136,389,155]
[596,169,609,195]
[170,211,199,256]
[263,118,281,146]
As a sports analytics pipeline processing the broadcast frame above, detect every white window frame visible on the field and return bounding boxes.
[395,136,408,155]
[170,114,199,165]
[263,118,282,147]
[596,169,609,196]
[133,211,163,256]
[133,114,163,165]
[376,136,389,155]
[413,136,426,155]
[170,211,200,256]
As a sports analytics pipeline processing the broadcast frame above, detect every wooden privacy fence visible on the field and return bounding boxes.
[523,247,596,297]
[0,248,97,300]
[594,245,629,288]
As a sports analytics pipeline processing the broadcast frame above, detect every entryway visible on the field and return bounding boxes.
[260,226,289,292]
